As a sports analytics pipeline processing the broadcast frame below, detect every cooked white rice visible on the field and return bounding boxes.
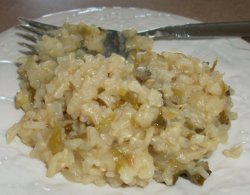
[6,23,236,187]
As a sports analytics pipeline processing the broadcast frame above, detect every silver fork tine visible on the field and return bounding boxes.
[18,42,37,53]
[17,17,59,38]
[17,18,60,55]
[18,17,59,30]
[17,24,50,36]
[16,32,37,42]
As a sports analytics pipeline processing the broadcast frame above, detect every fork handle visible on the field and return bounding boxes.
[138,21,250,39]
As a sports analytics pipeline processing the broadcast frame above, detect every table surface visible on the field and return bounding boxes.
[0,0,250,37]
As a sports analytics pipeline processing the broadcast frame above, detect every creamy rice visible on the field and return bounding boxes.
[6,23,236,186]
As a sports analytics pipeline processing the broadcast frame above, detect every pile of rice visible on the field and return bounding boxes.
[7,23,236,187]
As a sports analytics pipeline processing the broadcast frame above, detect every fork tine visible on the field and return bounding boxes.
[16,32,37,42]
[17,17,59,54]
[18,17,59,30]
[18,42,37,53]
[17,24,47,36]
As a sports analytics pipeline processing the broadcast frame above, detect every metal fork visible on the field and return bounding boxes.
[18,17,250,57]
[18,17,129,57]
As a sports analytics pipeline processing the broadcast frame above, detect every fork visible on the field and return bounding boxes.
[18,17,129,57]
[18,17,250,57]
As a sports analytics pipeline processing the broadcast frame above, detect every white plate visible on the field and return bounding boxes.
[0,7,250,195]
